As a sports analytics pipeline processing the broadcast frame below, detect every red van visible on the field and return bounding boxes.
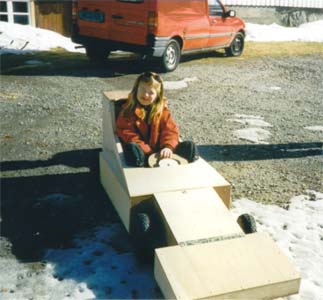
[71,0,245,72]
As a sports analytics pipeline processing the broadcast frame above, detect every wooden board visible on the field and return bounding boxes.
[100,151,154,232]
[35,2,72,36]
[99,152,131,231]
[124,158,231,208]
[102,94,122,155]
[101,93,128,188]
[155,232,301,300]
[154,187,243,245]
[104,90,128,102]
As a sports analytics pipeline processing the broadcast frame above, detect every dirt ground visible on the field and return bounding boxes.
[1,44,323,262]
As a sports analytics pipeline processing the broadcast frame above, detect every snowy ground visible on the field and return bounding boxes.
[228,113,323,144]
[232,192,323,300]
[1,20,323,300]
[1,192,322,300]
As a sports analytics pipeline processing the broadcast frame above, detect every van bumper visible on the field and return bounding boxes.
[71,34,169,57]
[146,35,169,57]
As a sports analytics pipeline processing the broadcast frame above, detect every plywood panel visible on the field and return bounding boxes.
[104,90,128,101]
[99,152,131,231]
[155,233,300,300]
[102,94,121,154]
[124,158,230,201]
[214,184,231,209]
[103,91,128,131]
[154,187,242,245]
[102,94,128,187]
[35,2,72,36]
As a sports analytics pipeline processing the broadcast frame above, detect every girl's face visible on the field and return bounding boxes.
[136,81,158,106]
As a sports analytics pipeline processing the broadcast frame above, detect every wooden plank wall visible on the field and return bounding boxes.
[223,0,323,8]
[35,1,72,36]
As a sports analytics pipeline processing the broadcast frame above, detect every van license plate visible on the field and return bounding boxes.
[79,10,105,23]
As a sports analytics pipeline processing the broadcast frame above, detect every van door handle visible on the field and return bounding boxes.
[112,14,123,19]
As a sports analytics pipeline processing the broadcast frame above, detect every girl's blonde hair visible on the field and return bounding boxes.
[123,72,165,124]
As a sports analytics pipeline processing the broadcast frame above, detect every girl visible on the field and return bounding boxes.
[116,71,198,167]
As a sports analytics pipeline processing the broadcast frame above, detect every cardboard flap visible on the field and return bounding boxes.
[155,232,300,300]
[153,187,242,245]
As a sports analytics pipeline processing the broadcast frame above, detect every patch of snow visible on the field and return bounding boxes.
[24,59,49,65]
[229,115,273,127]
[0,224,159,300]
[230,114,272,142]
[246,20,323,42]
[183,77,198,83]
[232,191,323,300]
[269,86,282,90]
[234,127,271,144]
[234,114,264,120]
[164,77,198,90]
[44,225,159,299]
[0,21,84,54]
[305,126,323,132]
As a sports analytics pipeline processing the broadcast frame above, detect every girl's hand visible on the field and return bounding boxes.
[160,147,173,159]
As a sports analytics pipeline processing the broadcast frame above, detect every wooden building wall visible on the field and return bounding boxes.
[223,0,323,8]
[34,1,72,36]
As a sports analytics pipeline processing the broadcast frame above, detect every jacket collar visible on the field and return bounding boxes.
[134,106,145,119]
[134,104,152,119]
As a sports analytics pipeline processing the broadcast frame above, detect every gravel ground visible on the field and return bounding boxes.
[1,52,323,278]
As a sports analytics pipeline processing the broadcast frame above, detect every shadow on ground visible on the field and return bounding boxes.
[198,142,323,161]
[0,148,161,298]
[0,49,227,77]
[0,148,120,261]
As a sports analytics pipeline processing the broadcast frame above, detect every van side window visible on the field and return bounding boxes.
[208,0,223,17]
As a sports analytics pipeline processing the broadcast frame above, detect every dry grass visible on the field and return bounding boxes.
[244,41,323,58]
[182,41,323,65]
[1,42,323,74]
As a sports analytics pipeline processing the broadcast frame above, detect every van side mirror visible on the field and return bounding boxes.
[226,10,236,17]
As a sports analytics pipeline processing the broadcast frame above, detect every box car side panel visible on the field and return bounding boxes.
[100,152,132,231]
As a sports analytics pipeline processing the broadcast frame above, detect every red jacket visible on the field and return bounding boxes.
[116,103,179,155]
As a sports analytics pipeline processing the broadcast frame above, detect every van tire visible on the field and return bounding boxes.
[85,45,110,62]
[160,39,180,72]
[225,32,244,57]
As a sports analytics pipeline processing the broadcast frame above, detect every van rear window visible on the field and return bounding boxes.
[118,0,144,3]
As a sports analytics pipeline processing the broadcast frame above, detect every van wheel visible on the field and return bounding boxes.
[225,32,244,57]
[161,39,180,72]
[85,45,110,62]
